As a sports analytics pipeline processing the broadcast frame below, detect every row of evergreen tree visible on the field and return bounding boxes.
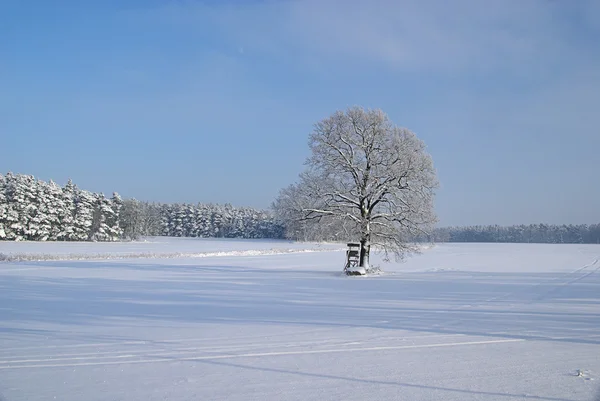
[432,224,600,244]
[0,173,283,242]
[119,199,284,240]
[0,173,123,241]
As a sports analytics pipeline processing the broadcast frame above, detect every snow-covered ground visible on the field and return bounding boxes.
[0,236,343,261]
[1,239,599,401]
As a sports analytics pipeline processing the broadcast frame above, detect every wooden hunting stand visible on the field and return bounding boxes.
[344,242,365,275]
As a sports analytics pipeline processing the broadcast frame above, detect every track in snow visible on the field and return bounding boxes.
[0,336,523,370]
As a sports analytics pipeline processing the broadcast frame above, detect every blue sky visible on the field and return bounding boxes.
[1,0,599,226]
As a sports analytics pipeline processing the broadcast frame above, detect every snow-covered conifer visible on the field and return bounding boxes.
[0,174,7,239]
[72,189,96,241]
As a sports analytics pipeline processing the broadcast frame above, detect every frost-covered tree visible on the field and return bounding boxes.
[158,203,170,236]
[182,204,197,237]
[87,193,122,242]
[172,204,186,237]
[58,179,77,240]
[210,204,227,237]
[197,203,213,237]
[71,189,96,241]
[1,173,19,240]
[107,193,124,240]
[30,178,54,241]
[0,174,7,239]
[4,173,38,241]
[42,180,66,241]
[190,204,203,237]
[274,107,438,269]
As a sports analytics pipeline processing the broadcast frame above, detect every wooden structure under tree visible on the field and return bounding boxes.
[344,242,366,275]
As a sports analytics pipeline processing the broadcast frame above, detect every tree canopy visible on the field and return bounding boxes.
[274,106,438,269]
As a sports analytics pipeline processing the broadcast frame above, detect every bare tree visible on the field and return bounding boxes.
[274,106,438,270]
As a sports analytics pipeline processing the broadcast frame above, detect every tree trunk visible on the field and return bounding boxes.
[359,237,370,268]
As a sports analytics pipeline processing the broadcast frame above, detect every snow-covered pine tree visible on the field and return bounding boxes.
[212,204,234,238]
[196,203,212,237]
[245,209,260,239]
[0,174,7,239]
[209,204,222,237]
[89,193,120,242]
[89,193,105,241]
[4,173,38,241]
[24,176,45,240]
[106,192,124,241]
[183,204,197,237]
[178,204,186,237]
[43,180,64,241]
[59,179,77,240]
[159,203,172,236]
[224,207,242,238]
[2,173,18,240]
[20,175,38,240]
[72,189,96,241]
[190,204,203,237]
[30,178,54,241]
[172,204,186,237]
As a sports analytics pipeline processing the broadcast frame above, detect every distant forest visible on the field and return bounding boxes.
[431,225,600,244]
[0,173,282,242]
[1,173,598,244]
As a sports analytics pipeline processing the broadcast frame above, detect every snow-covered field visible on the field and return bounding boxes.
[0,237,342,261]
[1,238,599,401]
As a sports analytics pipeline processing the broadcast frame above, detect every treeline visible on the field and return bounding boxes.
[0,173,283,242]
[120,200,284,240]
[3,173,599,244]
[432,224,600,244]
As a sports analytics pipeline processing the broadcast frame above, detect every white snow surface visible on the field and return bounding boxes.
[1,239,599,401]
[0,237,344,261]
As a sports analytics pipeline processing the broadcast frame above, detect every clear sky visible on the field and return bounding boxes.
[1,0,599,226]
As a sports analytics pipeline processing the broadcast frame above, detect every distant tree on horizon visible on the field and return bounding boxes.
[429,224,600,244]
